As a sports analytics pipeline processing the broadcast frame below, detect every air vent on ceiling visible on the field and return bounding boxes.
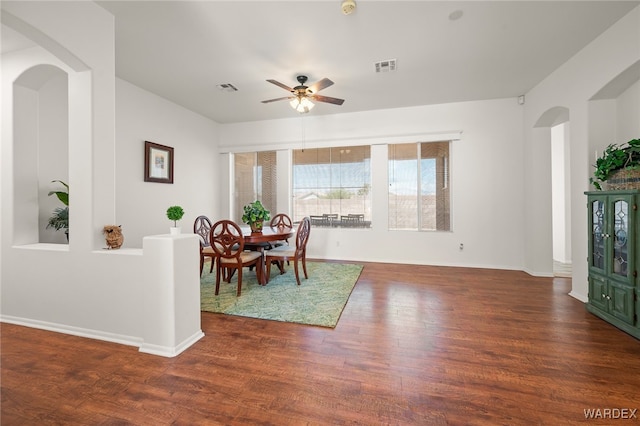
[216,83,238,92]
[374,59,397,73]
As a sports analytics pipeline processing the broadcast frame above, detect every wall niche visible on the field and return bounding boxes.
[13,64,69,245]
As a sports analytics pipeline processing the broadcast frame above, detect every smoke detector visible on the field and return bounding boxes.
[341,0,356,15]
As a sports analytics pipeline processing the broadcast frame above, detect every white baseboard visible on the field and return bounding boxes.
[0,315,143,348]
[1,315,205,357]
[521,267,554,278]
[139,330,205,358]
[568,291,588,303]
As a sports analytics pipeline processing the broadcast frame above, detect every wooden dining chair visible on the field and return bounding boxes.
[271,213,293,229]
[265,216,311,286]
[193,215,215,276]
[270,213,293,247]
[210,219,263,296]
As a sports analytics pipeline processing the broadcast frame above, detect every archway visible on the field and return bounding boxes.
[13,64,69,244]
[535,106,571,277]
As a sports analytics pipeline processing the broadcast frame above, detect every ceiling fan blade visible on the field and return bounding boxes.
[266,79,294,92]
[308,78,334,94]
[261,96,293,104]
[311,94,345,105]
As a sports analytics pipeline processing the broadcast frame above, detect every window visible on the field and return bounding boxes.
[233,151,277,223]
[293,146,371,228]
[388,142,450,231]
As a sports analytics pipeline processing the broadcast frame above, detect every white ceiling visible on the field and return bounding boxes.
[3,1,639,124]
[1,24,36,54]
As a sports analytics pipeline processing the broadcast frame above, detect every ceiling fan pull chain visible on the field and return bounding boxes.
[301,115,306,152]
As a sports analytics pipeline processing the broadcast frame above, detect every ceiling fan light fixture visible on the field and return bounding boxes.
[263,76,343,110]
[290,96,315,114]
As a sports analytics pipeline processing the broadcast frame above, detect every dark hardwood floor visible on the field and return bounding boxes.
[2,262,639,425]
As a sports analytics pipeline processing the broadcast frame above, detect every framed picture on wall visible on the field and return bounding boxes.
[144,141,174,184]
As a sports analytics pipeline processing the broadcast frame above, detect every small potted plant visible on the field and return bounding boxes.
[166,205,185,235]
[47,180,69,241]
[591,138,640,190]
[242,200,270,233]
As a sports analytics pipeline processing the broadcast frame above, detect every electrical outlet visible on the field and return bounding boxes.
[336,240,340,247]
[459,243,464,251]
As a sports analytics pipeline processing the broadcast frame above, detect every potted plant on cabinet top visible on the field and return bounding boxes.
[242,200,270,233]
[591,138,640,190]
[166,205,185,235]
[47,180,69,241]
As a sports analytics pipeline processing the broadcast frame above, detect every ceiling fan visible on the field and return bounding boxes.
[261,75,345,113]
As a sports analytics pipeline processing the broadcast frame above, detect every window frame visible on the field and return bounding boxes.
[232,151,278,224]
[292,145,372,229]
[388,141,451,232]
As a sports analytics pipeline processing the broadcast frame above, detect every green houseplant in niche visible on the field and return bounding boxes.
[242,200,270,233]
[591,138,640,190]
[47,180,69,241]
[166,205,185,235]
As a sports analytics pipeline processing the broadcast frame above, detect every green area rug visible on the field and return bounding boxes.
[200,261,363,328]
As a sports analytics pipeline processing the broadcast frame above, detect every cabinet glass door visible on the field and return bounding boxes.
[591,199,606,270]
[612,199,629,277]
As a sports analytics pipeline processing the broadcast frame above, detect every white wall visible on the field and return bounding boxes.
[219,98,527,271]
[37,71,69,244]
[115,78,219,248]
[1,2,216,355]
[617,79,640,141]
[551,123,567,263]
[524,5,640,301]
[11,81,39,246]
[1,1,137,342]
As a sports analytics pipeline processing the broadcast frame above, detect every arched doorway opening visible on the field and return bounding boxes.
[534,107,571,277]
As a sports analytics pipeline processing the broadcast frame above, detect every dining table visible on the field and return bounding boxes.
[243,225,295,285]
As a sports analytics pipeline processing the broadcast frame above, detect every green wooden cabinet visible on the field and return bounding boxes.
[586,190,639,339]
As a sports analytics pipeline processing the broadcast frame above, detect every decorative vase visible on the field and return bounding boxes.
[170,226,181,235]
[250,221,264,233]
